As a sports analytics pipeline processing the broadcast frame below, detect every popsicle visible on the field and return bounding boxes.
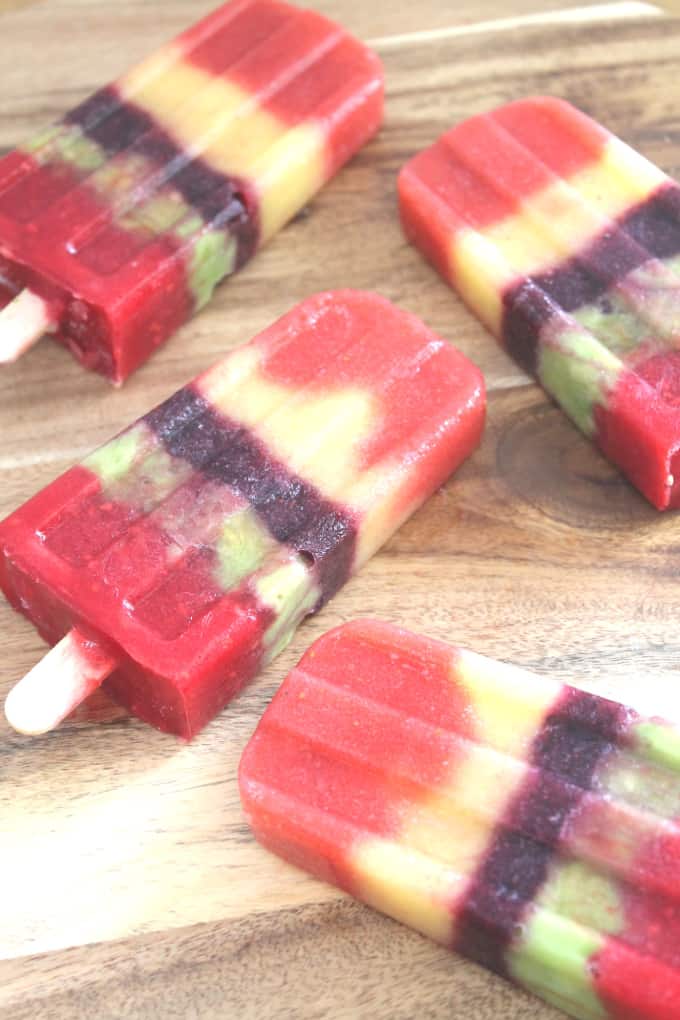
[399,97,680,510]
[0,291,485,738]
[240,619,680,1020]
[0,0,383,382]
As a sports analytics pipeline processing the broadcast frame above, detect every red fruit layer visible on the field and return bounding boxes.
[595,352,680,510]
[179,0,383,176]
[259,289,484,473]
[594,930,680,1020]
[250,290,486,523]
[593,781,680,1020]
[398,96,606,281]
[0,157,192,380]
[239,620,474,891]
[0,466,272,737]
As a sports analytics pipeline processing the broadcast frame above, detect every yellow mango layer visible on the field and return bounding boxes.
[450,138,666,335]
[121,48,325,241]
[352,649,559,944]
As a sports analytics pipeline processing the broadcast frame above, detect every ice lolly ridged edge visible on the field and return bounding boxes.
[441,116,680,362]
[399,98,680,507]
[240,620,680,1020]
[0,0,383,370]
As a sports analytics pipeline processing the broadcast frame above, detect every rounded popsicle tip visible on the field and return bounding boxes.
[0,288,54,364]
[4,682,58,736]
[4,629,117,736]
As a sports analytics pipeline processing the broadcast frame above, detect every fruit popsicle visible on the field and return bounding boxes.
[0,0,383,382]
[399,97,680,510]
[240,619,680,1020]
[0,292,485,738]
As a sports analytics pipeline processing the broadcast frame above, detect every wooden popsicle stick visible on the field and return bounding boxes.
[0,288,54,363]
[4,628,118,736]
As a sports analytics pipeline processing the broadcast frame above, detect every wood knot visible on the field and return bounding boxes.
[496,401,652,529]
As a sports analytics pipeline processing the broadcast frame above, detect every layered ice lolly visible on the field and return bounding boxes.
[0,0,383,382]
[0,292,485,738]
[240,619,680,1020]
[399,97,680,509]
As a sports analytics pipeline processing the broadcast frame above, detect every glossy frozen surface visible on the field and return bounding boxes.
[0,292,484,736]
[399,97,680,509]
[241,619,680,1020]
[0,0,383,380]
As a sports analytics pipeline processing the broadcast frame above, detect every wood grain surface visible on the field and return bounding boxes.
[2,1,680,1018]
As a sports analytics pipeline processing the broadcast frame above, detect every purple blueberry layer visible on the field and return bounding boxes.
[502,183,680,373]
[65,85,258,266]
[455,688,629,975]
[144,387,358,603]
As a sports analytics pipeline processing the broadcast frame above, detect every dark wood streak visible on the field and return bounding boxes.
[495,399,654,529]
[0,900,545,1020]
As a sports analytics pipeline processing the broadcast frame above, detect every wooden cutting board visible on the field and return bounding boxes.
[1,1,680,1017]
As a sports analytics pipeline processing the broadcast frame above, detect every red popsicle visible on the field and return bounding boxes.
[0,0,383,381]
[399,97,680,509]
[0,291,485,738]
[241,619,680,1020]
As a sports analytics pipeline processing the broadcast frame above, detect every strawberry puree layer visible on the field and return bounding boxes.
[260,290,483,471]
[240,621,474,890]
[0,465,272,737]
[595,352,680,510]
[0,157,192,379]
